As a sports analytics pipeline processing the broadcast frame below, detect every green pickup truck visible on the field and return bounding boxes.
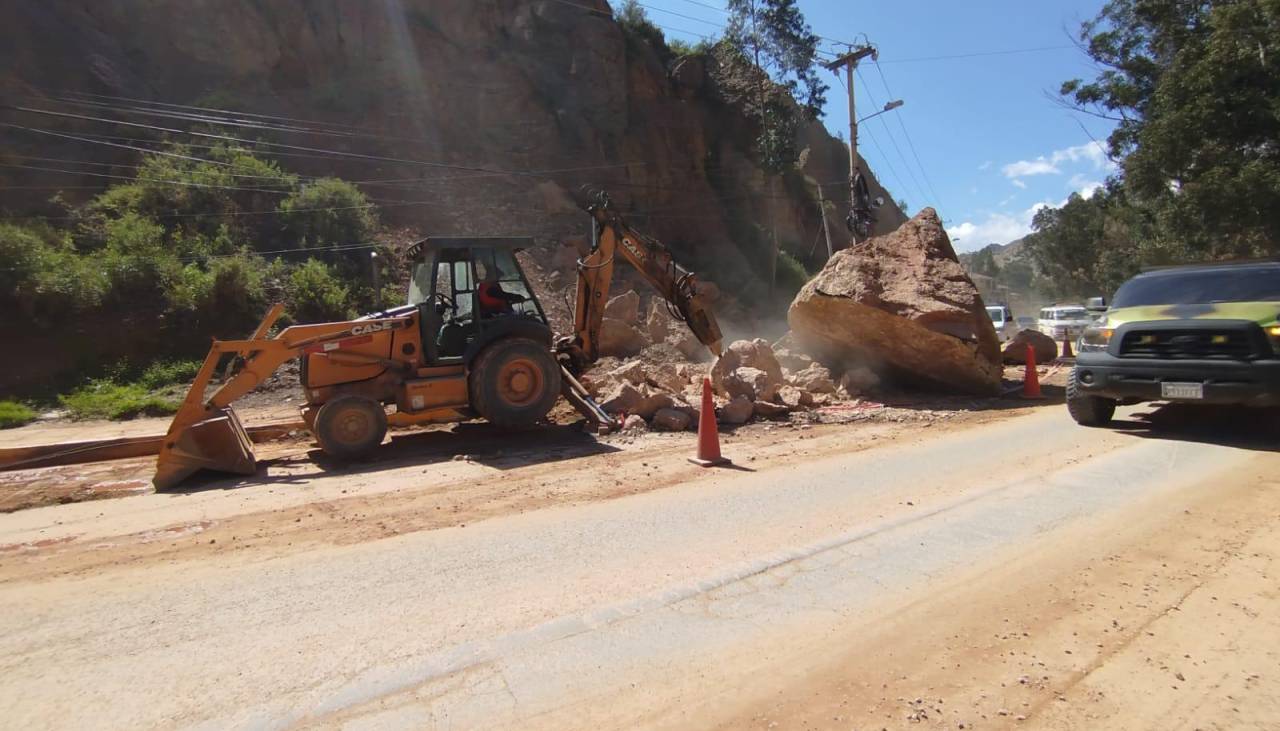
[1067,261,1280,426]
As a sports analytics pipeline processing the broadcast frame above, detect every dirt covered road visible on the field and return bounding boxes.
[0,401,1276,730]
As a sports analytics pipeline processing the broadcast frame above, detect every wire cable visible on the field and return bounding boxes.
[855,68,928,207]
[872,57,945,211]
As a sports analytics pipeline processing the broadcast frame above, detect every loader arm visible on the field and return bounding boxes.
[154,305,412,489]
[568,187,724,367]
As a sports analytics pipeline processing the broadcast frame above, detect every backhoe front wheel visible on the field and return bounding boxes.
[469,338,561,429]
[314,395,388,460]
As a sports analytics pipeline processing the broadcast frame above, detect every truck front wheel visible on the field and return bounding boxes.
[1066,367,1116,426]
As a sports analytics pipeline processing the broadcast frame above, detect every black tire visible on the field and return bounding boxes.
[313,395,388,459]
[1066,367,1116,426]
[469,337,561,429]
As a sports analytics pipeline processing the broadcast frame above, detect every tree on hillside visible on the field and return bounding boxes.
[1051,0,1280,266]
[967,247,1000,279]
[725,0,827,174]
[724,0,828,297]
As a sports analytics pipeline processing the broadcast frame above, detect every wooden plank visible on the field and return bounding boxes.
[0,421,305,472]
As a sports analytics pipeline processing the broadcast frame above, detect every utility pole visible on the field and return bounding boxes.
[817,184,834,260]
[824,44,877,243]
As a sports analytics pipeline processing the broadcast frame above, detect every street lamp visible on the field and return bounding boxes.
[857,99,904,125]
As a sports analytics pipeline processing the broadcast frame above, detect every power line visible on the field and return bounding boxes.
[3,103,626,181]
[871,58,946,211]
[0,162,295,193]
[855,68,929,208]
[675,0,727,13]
[831,73,913,209]
[878,45,1077,64]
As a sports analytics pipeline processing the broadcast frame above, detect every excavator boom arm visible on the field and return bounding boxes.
[571,188,723,364]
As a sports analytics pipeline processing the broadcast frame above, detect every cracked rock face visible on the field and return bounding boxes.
[788,208,1001,396]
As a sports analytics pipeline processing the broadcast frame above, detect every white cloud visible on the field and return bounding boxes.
[978,160,993,171]
[1011,179,1027,189]
[1002,159,1059,178]
[946,201,1057,251]
[1000,141,1117,184]
[1069,173,1103,199]
[1052,141,1113,171]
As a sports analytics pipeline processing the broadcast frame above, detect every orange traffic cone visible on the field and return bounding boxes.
[1061,332,1074,359]
[1023,343,1044,399]
[689,377,730,467]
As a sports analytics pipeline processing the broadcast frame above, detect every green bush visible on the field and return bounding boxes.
[0,222,108,321]
[137,360,203,390]
[59,381,179,421]
[168,253,270,338]
[0,401,36,429]
[616,0,674,63]
[668,38,714,57]
[775,250,812,297]
[278,178,377,249]
[287,258,352,323]
[0,142,392,397]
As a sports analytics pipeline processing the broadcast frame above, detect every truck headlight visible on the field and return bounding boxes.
[1268,325,1280,353]
[1078,326,1113,353]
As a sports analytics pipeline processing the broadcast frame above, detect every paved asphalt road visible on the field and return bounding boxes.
[0,405,1267,730]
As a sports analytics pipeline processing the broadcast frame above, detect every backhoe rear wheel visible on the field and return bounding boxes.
[314,395,388,460]
[469,337,561,429]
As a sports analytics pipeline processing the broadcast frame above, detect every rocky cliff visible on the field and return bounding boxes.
[0,0,905,306]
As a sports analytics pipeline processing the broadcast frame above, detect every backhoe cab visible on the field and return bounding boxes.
[153,191,722,489]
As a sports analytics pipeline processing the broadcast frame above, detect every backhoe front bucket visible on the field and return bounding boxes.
[153,407,257,490]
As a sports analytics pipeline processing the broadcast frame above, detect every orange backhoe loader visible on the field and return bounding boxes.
[153,188,723,489]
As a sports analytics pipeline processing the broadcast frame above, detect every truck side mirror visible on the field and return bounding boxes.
[1085,296,1107,312]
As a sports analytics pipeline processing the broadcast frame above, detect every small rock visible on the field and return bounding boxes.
[839,365,880,395]
[718,395,754,425]
[622,414,647,432]
[598,317,646,357]
[790,363,836,393]
[609,360,648,385]
[651,407,691,432]
[645,300,674,343]
[753,400,790,419]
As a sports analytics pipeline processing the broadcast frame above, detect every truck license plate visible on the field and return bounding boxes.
[1161,382,1204,400]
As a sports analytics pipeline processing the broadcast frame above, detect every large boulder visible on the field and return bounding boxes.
[1002,329,1059,365]
[788,208,1002,396]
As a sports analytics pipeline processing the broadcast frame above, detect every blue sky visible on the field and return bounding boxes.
[629,0,1118,251]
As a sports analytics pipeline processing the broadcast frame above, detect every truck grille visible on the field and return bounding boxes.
[1118,330,1257,360]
